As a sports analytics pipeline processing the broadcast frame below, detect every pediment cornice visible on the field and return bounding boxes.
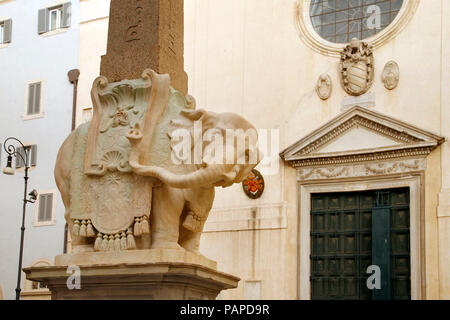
[280,106,444,168]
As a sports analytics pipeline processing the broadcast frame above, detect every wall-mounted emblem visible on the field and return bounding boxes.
[316,74,332,100]
[340,39,374,96]
[242,169,264,199]
[382,61,400,90]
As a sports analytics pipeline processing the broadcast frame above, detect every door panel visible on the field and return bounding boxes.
[310,188,411,300]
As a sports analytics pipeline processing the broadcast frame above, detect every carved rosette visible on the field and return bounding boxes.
[382,61,400,90]
[316,73,332,100]
[340,39,374,96]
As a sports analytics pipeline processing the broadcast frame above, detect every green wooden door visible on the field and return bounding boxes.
[310,188,411,300]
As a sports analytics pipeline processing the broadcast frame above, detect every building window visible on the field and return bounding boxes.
[15,144,37,169]
[35,191,56,226]
[48,6,62,31]
[27,82,42,116]
[0,19,12,44]
[310,0,403,43]
[38,2,71,35]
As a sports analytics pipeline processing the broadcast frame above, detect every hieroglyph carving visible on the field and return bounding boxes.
[125,1,143,42]
[340,39,374,96]
[382,61,400,90]
[316,74,332,100]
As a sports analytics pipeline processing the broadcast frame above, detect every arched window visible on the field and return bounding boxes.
[310,0,403,44]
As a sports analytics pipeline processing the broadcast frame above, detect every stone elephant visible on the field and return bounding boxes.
[55,76,261,255]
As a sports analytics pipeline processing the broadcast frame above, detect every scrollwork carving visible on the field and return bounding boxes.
[297,159,426,181]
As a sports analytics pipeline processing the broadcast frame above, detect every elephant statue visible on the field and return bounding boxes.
[55,70,261,254]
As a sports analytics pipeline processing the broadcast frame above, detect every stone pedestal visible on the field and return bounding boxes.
[24,249,239,300]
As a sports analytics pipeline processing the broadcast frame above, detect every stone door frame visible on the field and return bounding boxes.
[297,173,424,300]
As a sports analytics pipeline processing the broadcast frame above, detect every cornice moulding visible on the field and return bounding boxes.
[280,106,444,169]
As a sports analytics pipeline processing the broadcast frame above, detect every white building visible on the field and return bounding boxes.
[0,0,79,300]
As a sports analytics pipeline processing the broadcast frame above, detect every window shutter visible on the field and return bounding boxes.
[27,83,35,115]
[38,193,53,222]
[38,9,48,34]
[31,145,37,167]
[61,3,72,28]
[3,19,12,43]
[38,194,47,222]
[34,82,41,114]
[45,194,53,221]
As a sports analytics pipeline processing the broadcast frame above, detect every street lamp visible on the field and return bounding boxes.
[2,137,37,300]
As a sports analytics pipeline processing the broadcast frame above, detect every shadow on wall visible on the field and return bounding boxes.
[0,284,3,300]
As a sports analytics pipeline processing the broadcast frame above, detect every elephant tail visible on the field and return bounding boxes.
[129,160,238,189]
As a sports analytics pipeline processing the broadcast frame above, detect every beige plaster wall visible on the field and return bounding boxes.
[437,0,450,300]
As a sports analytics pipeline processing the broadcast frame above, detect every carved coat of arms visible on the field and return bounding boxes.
[340,39,374,96]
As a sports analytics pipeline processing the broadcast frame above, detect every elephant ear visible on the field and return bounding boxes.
[167,109,215,165]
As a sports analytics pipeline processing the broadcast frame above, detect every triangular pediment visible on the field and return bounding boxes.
[280,106,444,166]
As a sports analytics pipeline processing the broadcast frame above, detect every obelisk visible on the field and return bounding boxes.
[100,0,188,94]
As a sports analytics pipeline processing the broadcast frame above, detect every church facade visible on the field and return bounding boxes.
[182,0,449,300]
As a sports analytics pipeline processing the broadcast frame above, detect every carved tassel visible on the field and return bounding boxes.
[134,217,142,236]
[120,232,127,250]
[94,233,103,251]
[72,220,80,236]
[86,220,95,237]
[141,216,150,235]
[101,235,109,251]
[183,213,202,232]
[127,228,136,250]
[79,220,87,237]
[114,233,121,251]
[107,235,115,251]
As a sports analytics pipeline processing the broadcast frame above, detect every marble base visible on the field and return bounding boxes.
[23,249,239,300]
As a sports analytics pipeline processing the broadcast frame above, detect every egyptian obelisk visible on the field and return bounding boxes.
[100,0,188,95]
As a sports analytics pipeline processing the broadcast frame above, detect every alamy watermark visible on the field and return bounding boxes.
[66,265,81,290]
[169,122,280,176]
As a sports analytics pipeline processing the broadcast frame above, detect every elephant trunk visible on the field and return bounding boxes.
[129,160,237,189]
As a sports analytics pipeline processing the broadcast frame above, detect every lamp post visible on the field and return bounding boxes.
[2,137,37,300]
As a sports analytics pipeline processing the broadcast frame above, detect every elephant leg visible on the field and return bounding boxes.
[179,187,214,252]
[178,227,201,252]
[151,185,185,250]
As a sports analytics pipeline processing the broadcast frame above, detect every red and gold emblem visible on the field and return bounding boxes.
[242,169,264,199]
